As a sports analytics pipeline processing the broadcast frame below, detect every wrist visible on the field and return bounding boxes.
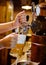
[11,20,15,29]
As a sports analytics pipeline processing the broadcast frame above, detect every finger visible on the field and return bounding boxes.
[17,10,26,18]
[19,15,26,23]
[18,10,25,15]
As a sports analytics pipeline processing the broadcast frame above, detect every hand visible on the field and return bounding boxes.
[1,33,18,48]
[14,11,28,27]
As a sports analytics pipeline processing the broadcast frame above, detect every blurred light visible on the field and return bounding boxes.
[22,5,32,10]
[9,5,13,9]
[45,0,46,2]
[36,5,40,16]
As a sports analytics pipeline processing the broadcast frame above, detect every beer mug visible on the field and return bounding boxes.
[15,34,26,56]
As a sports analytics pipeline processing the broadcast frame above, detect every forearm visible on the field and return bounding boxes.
[0,20,14,33]
[0,38,10,48]
[0,20,19,34]
[0,33,18,48]
[0,34,12,48]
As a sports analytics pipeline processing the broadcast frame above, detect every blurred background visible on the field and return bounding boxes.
[0,0,46,65]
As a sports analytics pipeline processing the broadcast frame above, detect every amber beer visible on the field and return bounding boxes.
[15,34,26,55]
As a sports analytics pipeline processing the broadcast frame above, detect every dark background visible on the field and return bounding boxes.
[12,0,39,10]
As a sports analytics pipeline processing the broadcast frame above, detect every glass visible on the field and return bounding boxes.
[15,34,26,56]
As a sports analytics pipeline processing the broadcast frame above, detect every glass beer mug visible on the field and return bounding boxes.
[15,34,26,56]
